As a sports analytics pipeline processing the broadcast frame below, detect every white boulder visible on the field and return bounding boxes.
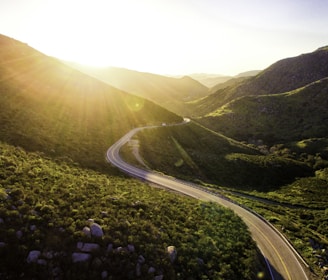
[90,223,104,238]
[167,246,177,263]
[77,242,100,253]
[27,250,41,263]
[72,252,91,263]
[83,226,91,237]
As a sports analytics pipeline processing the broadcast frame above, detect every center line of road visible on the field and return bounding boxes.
[243,216,291,280]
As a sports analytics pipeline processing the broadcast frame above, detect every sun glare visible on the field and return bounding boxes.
[22,0,210,74]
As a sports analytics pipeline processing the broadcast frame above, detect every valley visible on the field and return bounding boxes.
[0,33,328,279]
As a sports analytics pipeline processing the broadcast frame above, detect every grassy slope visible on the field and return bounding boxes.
[66,64,209,116]
[0,34,182,171]
[191,47,328,117]
[0,142,260,279]
[133,121,328,277]
[199,78,328,145]
[0,35,263,278]
[135,122,312,191]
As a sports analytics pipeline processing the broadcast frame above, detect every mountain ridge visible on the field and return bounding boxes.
[191,47,328,117]
[0,34,182,171]
[66,63,209,115]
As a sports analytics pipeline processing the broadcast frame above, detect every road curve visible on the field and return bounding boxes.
[106,121,310,280]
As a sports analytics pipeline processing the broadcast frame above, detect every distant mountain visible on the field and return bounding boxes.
[192,47,328,117]
[234,70,261,78]
[187,73,232,87]
[0,34,182,170]
[208,76,249,94]
[187,71,261,88]
[66,64,209,115]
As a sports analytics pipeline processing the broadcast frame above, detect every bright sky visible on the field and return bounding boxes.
[1,0,328,75]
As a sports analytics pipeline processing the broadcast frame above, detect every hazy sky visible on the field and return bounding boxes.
[1,0,328,75]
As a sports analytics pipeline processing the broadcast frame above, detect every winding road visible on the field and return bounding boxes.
[106,120,310,280]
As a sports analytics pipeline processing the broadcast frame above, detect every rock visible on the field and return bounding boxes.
[43,251,54,259]
[167,246,177,263]
[127,244,135,253]
[90,223,104,238]
[107,243,113,253]
[148,267,156,274]
[100,211,108,217]
[37,259,47,266]
[77,242,100,253]
[72,252,91,263]
[82,226,91,237]
[27,250,41,263]
[30,225,37,231]
[116,246,124,253]
[101,270,108,279]
[155,275,164,280]
[0,218,4,224]
[77,242,83,250]
[197,257,204,265]
[136,263,141,277]
[138,255,145,264]
[16,230,23,239]
[0,242,6,248]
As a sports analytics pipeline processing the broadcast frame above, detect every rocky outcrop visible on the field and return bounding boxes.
[72,252,92,263]
[167,246,177,263]
[90,222,104,238]
[26,250,41,263]
[77,242,100,253]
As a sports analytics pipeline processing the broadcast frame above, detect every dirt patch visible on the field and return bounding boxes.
[128,139,149,169]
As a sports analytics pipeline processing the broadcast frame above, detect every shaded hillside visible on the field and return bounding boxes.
[134,122,312,191]
[192,47,328,117]
[199,78,328,145]
[67,64,209,115]
[0,34,182,170]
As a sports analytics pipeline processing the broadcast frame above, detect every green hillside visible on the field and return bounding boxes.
[0,34,182,171]
[134,122,312,191]
[200,78,328,145]
[130,120,328,277]
[0,142,259,279]
[191,47,328,117]
[67,64,209,115]
[0,34,264,279]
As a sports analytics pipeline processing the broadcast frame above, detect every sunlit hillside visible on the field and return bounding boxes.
[0,34,264,279]
[67,64,209,115]
[201,78,328,144]
[191,47,328,117]
[0,34,182,170]
[0,142,260,279]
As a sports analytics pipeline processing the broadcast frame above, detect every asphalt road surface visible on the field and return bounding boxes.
[106,121,310,280]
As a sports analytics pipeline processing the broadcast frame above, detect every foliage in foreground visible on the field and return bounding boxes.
[0,142,260,279]
[229,175,328,278]
[133,122,328,277]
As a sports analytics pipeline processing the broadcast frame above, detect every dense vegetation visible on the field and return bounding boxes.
[0,142,260,279]
[133,122,328,277]
[2,33,328,278]
[135,122,312,191]
[199,78,328,145]
[0,34,181,172]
